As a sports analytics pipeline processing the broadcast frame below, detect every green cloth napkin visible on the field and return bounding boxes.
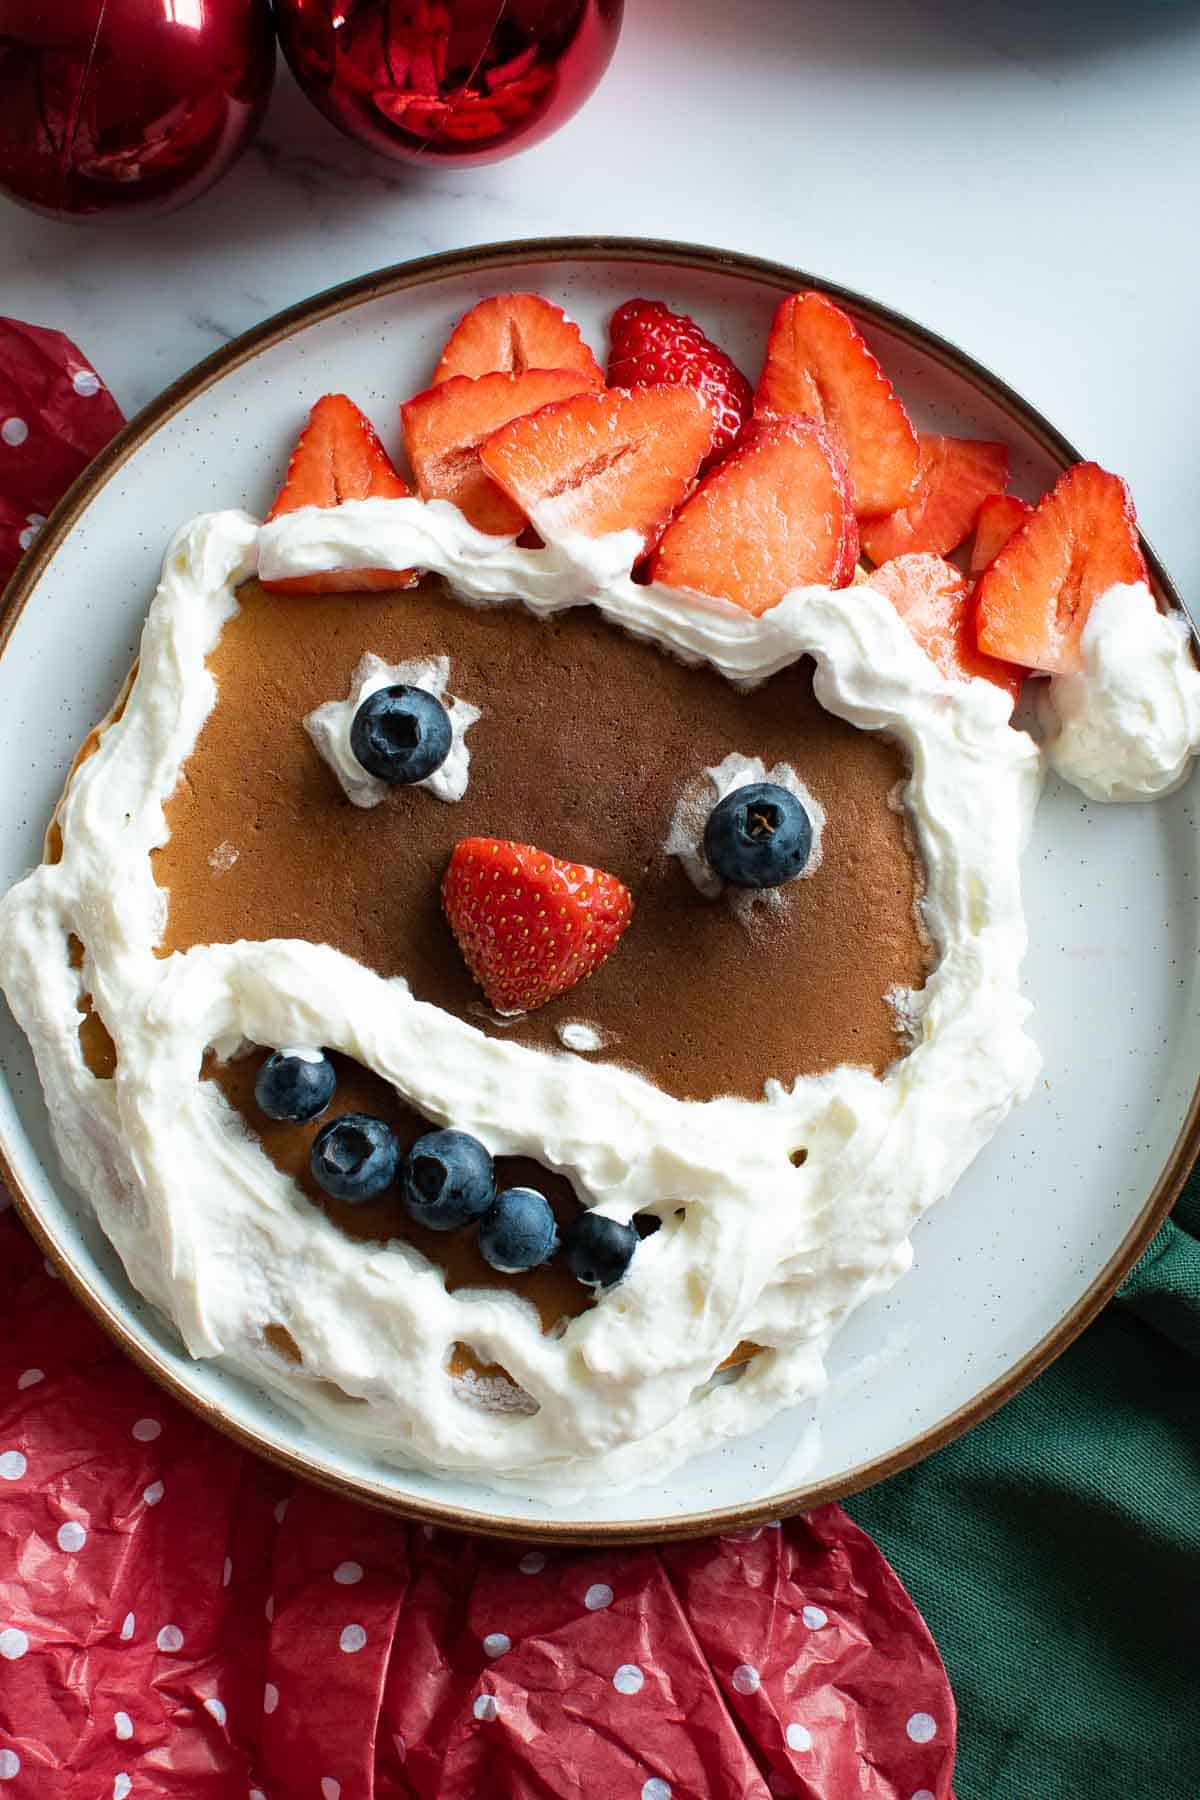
[847,1175,1200,1797]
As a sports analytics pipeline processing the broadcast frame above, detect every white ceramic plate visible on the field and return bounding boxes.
[1,239,1196,1540]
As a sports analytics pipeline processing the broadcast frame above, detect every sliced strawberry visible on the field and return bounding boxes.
[970,492,1033,574]
[870,553,1025,703]
[859,434,1009,564]
[479,386,713,550]
[754,291,920,516]
[975,462,1149,675]
[262,393,415,595]
[432,293,604,387]
[401,368,595,536]
[647,416,857,616]
[443,837,633,1015]
[607,298,752,472]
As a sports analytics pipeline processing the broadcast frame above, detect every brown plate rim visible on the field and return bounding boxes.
[0,234,1193,1543]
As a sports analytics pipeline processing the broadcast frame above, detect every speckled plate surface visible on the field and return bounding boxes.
[1,238,1196,1540]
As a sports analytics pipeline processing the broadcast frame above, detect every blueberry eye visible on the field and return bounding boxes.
[349,684,452,785]
[703,781,812,888]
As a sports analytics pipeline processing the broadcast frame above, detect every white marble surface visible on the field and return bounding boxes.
[3,0,1199,599]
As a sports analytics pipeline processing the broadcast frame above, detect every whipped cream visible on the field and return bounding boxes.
[305,651,479,808]
[1039,583,1200,801]
[556,1022,607,1054]
[0,500,1047,1499]
[664,752,826,913]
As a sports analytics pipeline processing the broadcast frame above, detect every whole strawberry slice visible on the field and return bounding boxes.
[648,415,858,615]
[859,434,1009,564]
[755,291,920,516]
[262,393,416,596]
[869,553,1025,704]
[975,462,1149,674]
[607,298,752,472]
[480,386,713,550]
[970,492,1033,574]
[401,368,596,535]
[432,293,604,387]
[443,838,633,1015]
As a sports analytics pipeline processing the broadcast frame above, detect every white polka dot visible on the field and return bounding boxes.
[612,1663,644,1695]
[785,1722,812,1752]
[114,1712,133,1741]
[0,1630,28,1661]
[1,418,29,447]
[156,1624,183,1653]
[642,1782,670,1800]
[0,1750,20,1779]
[765,1519,782,1529]
[912,1791,936,1800]
[518,1551,545,1574]
[906,1712,937,1744]
[222,1556,232,1587]
[731,1662,760,1694]
[42,1257,58,1279]
[17,1369,44,1390]
[263,1681,279,1713]
[204,1697,226,1727]
[320,1781,340,1800]
[393,1733,407,1762]
[333,1560,363,1585]
[482,1632,510,1658]
[274,1497,289,1523]
[18,524,39,552]
[120,1611,135,1641]
[339,1623,366,1654]
[113,1777,132,1800]
[264,1596,274,1623]
[801,1605,828,1630]
[473,1693,500,1722]
[57,1520,87,1552]
[584,1582,613,1611]
[143,1481,164,1506]
[0,1452,26,1481]
[72,368,101,397]
[132,1418,161,1443]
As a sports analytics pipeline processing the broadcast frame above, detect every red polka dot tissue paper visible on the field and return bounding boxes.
[0,1200,956,1799]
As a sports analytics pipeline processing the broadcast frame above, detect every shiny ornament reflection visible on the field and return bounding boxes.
[276,0,622,167]
[0,0,275,220]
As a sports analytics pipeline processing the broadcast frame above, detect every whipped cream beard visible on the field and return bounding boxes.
[1,501,1048,1500]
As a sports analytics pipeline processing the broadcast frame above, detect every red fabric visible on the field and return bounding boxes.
[0,320,957,1797]
[0,318,125,589]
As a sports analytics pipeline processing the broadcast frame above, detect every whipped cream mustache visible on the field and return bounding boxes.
[0,493,1192,1498]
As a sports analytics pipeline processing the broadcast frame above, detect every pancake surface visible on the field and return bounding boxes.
[154,576,929,1104]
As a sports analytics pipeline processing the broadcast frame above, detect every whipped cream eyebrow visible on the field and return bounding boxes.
[0,499,1053,1499]
[305,650,479,808]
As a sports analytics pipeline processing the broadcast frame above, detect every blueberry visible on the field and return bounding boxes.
[478,1187,560,1274]
[255,1048,336,1123]
[310,1113,399,1202]
[401,1129,495,1231]
[702,781,812,889]
[562,1212,638,1289]
[349,685,452,785]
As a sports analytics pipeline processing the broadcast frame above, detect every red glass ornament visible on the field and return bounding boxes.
[276,0,623,167]
[0,0,275,221]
